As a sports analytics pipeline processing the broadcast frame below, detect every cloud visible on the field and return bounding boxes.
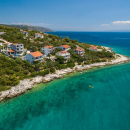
[92,25,96,26]
[112,21,130,24]
[100,24,110,26]
[12,22,52,26]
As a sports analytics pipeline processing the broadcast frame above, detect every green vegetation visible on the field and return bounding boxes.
[0,25,115,92]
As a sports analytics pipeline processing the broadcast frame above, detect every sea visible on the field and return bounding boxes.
[0,32,130,130]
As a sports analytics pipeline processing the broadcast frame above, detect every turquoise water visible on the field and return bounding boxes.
[0,32,130,130]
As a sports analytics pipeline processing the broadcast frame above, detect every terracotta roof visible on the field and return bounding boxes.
[75,47,84,51]
[5,43,9,44]
[89,46,97,50]
[45,46,53,49]
[13,43,18,45]
[8,50,14,52]
[23,31,28,32]
[30,51,43,57]
[58,51,69,54]
[35,33,43,35]
[61,45,71,48]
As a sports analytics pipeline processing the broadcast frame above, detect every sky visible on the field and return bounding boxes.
[0,0,130,31]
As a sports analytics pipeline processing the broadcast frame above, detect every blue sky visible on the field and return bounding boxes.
[0,0,130,31]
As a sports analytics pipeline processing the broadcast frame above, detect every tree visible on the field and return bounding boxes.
[50,67,56,73]
[55,55,65,64]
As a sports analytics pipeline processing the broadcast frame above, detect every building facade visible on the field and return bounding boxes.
[25,51,43,63]
[22,31,28,37]
[89,46,97,51]
[58,45,71,51]
[42,46,53,56]
[0,32,6,35]
[56,51,70,59]
[35,33,44,38]
[74,47,85,56]
[9,43,24,55]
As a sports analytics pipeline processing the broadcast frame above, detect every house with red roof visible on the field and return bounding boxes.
[9,43,24,55]
[55,51,70,59]
[58,45,71,51]
[35,33,44,38]
[74,47,85,56]
[0,32,6,35]
[42,46,54,56]
[25,51,43,63]
[21,30,28,37]
[89,46,97,51]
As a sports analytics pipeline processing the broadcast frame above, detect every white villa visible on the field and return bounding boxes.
[0,43,11,53]
[56,51,70,59]
[25,51,43,63]
[0,32,6,35]
[89,46,97,51]
[8,43,24,55]
[35,33,44,38]
[58,45,71,51]
[74,47,85,56]
[21,30,28,37]
[42,46,53,56]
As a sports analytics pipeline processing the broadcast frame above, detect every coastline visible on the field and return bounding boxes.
[0,52,130,102]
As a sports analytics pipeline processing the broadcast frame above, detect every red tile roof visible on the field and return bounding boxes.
[30,51,43,57]
[61,45,70,48]
[75,47,84,51]
[58,51,69,54]
[89,46,97,50]
[8,50,14,52]
[13,43,18,45]
[35,33,43,35]
[45,46,53,49]
[5,43,9,44]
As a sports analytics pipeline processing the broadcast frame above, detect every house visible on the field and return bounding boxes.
[55,51,70,59]
[9,43,24,55]
[35,33,44,38]
[58,45,71,51]
[21,30,28,37]
[0,43,11,53]
[0,32,6,35]
[74,47,85,56]
[42,46,53,56]
[89,46,97,51]
[25,51,43,63]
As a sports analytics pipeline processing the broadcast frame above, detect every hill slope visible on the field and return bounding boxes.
[0,24,53,32]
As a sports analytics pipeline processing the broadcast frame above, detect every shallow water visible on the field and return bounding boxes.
[0,32,130,130]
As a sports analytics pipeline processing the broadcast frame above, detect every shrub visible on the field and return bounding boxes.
[31,72,37,77]
[59,64,67,69]
[50,67,56,73]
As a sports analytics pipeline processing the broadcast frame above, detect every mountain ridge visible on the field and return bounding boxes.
[0,24,53,32]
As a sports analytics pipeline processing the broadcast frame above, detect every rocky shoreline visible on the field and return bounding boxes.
[0,54,130,102]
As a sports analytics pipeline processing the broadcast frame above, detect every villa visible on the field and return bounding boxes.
[35,33,44,38]
[0,32,6,35]
[21,30,28,37]
[42,46,53,56]
[8,43,24,55]
[89,46,97,51]
[25,51,43,63]
[74,47,85,56]
[0,43,11,53]
[58,45,71,51]
[56,51,70,59]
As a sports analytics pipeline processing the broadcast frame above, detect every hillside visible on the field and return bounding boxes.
[0,24,53,32]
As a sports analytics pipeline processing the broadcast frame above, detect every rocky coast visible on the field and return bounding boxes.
[0,53,130,102]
